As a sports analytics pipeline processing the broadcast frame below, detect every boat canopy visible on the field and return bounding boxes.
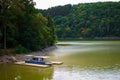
[25,55,50,59]
[33,56,50,59]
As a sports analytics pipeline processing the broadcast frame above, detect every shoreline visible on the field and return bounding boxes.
[58,37,120,41]
[0,46,57,64]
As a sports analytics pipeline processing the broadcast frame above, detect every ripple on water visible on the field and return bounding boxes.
[52,65,120,80]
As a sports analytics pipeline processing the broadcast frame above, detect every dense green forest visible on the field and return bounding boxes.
[40,2,120,39]
[0,0,56,54]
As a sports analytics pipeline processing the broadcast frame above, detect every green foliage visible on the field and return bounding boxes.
[39,4,72,17]
[0,0,56,54]
[47,14,56,45]
[14,45,30,54]
[40,2,120,39]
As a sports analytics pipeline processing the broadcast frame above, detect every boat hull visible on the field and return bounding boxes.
[14,61,50,68]
[25,60,52,66]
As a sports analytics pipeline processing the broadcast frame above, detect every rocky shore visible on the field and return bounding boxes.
[0,46,56,64]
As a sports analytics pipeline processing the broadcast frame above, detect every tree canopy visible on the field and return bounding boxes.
[40,2,120,39]
[0,0,56,54]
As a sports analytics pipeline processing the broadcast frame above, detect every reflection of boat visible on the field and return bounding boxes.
[15,55,63,67]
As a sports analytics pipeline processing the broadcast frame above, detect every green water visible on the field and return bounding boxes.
[0,41,120,80]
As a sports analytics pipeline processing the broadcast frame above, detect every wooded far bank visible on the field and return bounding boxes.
[40,2,120,39]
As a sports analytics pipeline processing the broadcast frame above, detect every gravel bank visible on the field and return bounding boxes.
[0,46,56,64]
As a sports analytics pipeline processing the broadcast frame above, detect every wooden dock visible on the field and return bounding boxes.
[51,61,63,65]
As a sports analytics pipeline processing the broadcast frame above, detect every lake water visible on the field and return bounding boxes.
[0,41,120,80]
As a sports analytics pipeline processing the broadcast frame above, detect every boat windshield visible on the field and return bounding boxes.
[32,58,39,61]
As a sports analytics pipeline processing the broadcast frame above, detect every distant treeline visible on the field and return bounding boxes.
[39,2,120,39]
[0,0,56,54]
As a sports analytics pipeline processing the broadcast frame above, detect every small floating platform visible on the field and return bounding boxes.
[51,61,63,65]
[14,61,49,68]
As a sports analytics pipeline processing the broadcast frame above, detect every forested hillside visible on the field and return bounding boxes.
[0,0,56,54]
[39,4,72,17]
[40,2,120,39]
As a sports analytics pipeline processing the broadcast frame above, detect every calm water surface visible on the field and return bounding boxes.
[0,41,120,80]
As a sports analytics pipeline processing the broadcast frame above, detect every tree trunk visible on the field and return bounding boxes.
[4,25,6,49]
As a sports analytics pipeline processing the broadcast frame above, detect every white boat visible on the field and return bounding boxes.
[15,55,63,67]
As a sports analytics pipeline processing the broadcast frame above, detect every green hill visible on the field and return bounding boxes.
[40,2,120,39]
